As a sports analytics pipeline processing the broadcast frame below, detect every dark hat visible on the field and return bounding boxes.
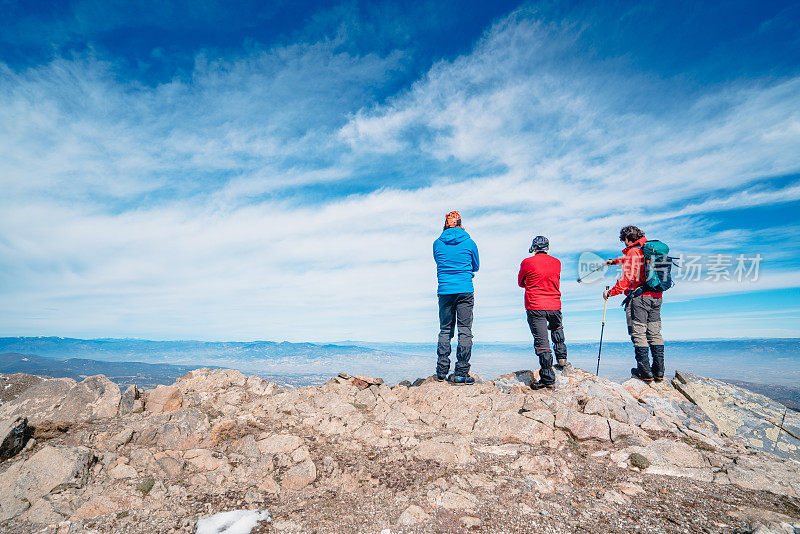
[529,235,549,253]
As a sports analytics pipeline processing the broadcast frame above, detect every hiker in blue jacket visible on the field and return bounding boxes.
[433,211,480,385]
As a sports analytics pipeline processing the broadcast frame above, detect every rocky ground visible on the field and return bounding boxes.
[0,365,799,534]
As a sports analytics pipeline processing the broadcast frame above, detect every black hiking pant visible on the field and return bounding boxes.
[526,309,567,385]
[436,292,474,377]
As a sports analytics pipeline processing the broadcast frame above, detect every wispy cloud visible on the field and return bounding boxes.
[1,6,798,342]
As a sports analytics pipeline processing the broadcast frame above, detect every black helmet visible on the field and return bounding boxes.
[529,235,549,253]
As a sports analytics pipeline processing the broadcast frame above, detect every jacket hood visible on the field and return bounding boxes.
[438,227,471,245]
[623,236,648,253]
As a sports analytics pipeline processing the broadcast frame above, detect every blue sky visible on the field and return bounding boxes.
[1,0,799,342]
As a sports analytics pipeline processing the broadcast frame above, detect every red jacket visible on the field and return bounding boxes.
[518,253,562,310]
[608,237,663,298]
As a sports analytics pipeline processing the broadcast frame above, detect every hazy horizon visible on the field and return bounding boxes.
[3,336,799,388]
[4,334,800,344]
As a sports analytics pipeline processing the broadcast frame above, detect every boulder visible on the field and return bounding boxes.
[19,496,63,525]
[71,495,125,520]
[183,448,229,472]
[0,375,121,426]
[492,370,535,390]
[153,451,186,479]
[0,373,48,404]
[134,409,209,450]
[0,416,29,461]
[144,385,184,413]
[0,377,76,424]
[280,459,316,490]
[555,409,611,442]
[119,385,144,414]
[175,368,248,394]
[109,463,138,479]
[257,434,304,455]
[608,419,636,442]
[54,375,121,421]
[350,375,384,390]
[0,445,95,521]
[101,426,134,451]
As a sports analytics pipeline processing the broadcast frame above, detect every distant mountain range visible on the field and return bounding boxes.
[0,352,331,389]
[0,336,405,388]
[1,337,799,406]
[0,337,400,379]
[0,352,205,389]
[0,336,392,362]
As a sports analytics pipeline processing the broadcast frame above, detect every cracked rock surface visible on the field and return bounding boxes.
[0,365,798,533]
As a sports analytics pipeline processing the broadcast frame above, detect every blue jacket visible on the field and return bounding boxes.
[433,227,480,295]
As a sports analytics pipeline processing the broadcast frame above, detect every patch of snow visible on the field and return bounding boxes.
[195,509,270,534]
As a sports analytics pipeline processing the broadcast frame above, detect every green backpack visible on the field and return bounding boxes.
[635,240,675,292]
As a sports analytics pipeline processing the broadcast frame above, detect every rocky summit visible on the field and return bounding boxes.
[0,366,798,534]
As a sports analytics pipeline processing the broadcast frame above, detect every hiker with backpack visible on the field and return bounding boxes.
[518,236,569,390]
[433,211,480,385]
[603,225,673,383]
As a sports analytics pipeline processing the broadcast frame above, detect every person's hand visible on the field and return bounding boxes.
[603,289,610,300]
[605,259,615,265]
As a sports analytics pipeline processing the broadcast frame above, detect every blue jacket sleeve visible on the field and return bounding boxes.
[470,240,480,272]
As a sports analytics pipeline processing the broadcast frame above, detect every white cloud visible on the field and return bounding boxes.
[1,12,799,342]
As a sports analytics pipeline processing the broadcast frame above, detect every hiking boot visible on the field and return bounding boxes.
[447,374,475,385]
[555,358,571,371]
[436,373,447,382]
[650,345,665,381]
[530,381,555,391]
[631,367,654,383]
[633,346,654,382]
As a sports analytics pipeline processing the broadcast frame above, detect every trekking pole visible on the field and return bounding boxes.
[577,263,606,283]
[596,286,609,376]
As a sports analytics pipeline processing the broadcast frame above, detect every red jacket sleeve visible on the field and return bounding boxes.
[518,262,526,288]
[609,248,643,297]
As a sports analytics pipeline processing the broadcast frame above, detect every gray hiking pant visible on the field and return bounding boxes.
[526,309,566,385]
[436,292,474,377]
[625,295,664,347]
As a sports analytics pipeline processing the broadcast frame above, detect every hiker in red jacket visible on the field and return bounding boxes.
[603,225,665,382]
[518,236,569,390]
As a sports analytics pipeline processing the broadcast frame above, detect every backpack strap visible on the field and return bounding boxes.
[626,243,651,294]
